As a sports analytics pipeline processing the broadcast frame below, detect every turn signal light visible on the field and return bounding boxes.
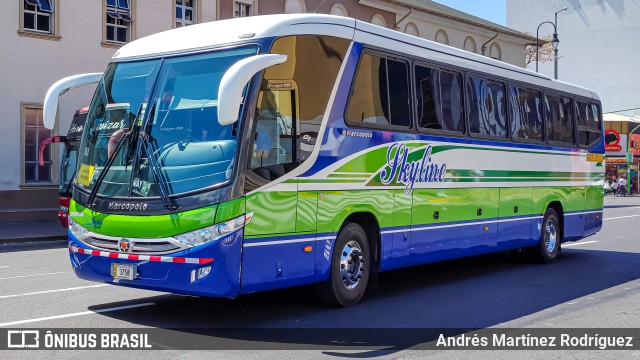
[303,246,313,252]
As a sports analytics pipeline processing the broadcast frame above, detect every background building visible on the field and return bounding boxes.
[507,0,640,117]
[1,0,532,224]
[508,0,640,193]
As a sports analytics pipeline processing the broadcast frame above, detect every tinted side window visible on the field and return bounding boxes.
[346,54,411,128]
[576,101,602,146]
[440,71,464,133]
[415,65,464,133]
[467,76,507,137]
[509,86,543,141]
[545,94,574,144]
[387,59,411,127]
[415,65,439,129]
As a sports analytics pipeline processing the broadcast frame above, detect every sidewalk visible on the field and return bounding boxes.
[604,193,640,208]
[0,221,67,244]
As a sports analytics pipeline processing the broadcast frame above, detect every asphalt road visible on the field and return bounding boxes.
[1,197,640,359]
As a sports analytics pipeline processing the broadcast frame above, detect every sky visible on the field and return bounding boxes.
[432,0,507,26]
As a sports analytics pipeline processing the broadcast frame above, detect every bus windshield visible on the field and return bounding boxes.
[60,141,79,195]
[77,46,258,198]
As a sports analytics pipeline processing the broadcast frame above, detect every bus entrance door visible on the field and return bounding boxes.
[242,84,316,292]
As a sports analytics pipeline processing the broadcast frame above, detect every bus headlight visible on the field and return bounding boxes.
[68,217,88,240]
[173,212,254,247]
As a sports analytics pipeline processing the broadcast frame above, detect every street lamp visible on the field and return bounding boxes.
[535,6,566,79]
[553,7,568,79]
[535,21,557,74]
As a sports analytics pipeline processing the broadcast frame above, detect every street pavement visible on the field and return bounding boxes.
[1,197,640,359]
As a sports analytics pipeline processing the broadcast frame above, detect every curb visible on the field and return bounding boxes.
[0,234,68,245]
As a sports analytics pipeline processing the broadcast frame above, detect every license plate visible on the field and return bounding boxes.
[586,153,604,162]
[112,263,136,280]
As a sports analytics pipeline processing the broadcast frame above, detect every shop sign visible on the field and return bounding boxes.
[605,129,627,155]
[606,157,628,164]
[631,134,640,156]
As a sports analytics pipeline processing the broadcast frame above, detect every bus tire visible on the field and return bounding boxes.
[318,223,370,307]
[526,208,561,263]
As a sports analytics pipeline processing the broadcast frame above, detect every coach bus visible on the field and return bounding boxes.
[39,107,88,228]
[39,107,126,227]
[43,14,604,306]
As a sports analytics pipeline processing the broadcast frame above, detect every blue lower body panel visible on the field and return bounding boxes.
[68,230,243,298]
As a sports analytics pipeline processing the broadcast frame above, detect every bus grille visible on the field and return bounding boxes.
[83,236,181,254]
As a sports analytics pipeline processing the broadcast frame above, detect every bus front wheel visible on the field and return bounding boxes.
[318,223,371,307]
[526,208,561,263]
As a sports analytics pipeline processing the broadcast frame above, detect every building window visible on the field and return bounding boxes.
[23,106,52,184]
[175,0,196,27]
[404,22,419,37]
[464,36,477,53]
[490,42,501,60]
[285,0,306,13]
[435,29,449,45]
[330,3,348,17]
[370,14,387,28]
[234,1,252,17]
[105,0,132,44]
[23,0,54,34]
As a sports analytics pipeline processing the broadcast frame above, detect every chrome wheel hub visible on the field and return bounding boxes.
[339,240,365,290]
[544,219,557,253]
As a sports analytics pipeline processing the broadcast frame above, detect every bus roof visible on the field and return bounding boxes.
[113,14,598,101]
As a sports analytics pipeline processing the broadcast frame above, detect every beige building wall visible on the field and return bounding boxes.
[0,0,217,223]
[360,0,531,68]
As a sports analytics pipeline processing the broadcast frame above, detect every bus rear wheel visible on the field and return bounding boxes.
[526,208,561,263]
[318,223,370,307]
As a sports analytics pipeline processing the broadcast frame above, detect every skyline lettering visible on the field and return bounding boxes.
[380,143,447,194]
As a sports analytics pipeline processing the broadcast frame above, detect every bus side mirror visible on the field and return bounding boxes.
[43,73,103,130]
[39,135,67,166]
[217,54,287,126]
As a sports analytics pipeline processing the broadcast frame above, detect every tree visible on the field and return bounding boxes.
[525,35,557,65]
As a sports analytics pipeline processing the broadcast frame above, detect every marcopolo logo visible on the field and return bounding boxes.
[107,202,149,211]
[380,143,447,195]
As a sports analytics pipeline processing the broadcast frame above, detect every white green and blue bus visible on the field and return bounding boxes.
[44,14,604,306]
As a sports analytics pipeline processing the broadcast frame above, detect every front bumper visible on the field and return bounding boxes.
[68,229,243,297]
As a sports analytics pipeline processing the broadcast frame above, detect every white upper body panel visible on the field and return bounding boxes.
[112,14,598,101]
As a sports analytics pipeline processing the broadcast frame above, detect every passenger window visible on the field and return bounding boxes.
[545,94,574,144]
[439,71,464,133]
[467,76,507,137]
[251,89,295,170]
[509,86,543,141]
[246,35,350,186]
[346,53,411,128]
[414,65,464,133]
[576,101,602,147]
[387,60,411,127]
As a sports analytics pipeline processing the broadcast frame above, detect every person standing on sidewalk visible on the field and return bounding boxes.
[618,175,628,197]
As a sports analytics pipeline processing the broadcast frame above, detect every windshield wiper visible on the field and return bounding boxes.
[86,131,129,208]
[86,104,145,209]
[125,103,149,163]
[139,133,179,211]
